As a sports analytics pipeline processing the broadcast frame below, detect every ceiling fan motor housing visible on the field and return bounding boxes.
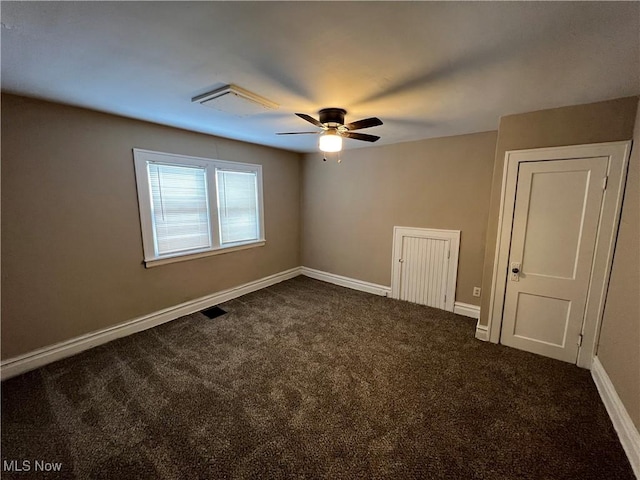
[319,108,347,127]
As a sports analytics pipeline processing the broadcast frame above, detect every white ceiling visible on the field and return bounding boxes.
[2,1,639,153]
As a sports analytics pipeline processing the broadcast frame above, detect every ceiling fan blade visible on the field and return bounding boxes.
[342,132,380,142]
[276,131,321,135]
[295,113,324,128]
[345,117,383,131]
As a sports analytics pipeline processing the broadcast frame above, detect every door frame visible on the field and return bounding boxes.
[486,141,631,368]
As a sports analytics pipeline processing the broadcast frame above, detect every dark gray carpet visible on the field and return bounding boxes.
[1,276,634,479]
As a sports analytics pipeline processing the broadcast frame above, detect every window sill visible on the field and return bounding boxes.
[143,240,266,268]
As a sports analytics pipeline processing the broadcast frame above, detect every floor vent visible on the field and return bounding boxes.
[201,306,227,319]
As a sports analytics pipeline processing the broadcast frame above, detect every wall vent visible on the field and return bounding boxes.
[192,84,278,116]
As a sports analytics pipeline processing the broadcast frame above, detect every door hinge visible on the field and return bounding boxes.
[577,334,583,347]
[602,176,608,191]
[447,249,450,259]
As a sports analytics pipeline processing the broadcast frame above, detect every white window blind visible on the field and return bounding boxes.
[148,163,211,255]
[216,170,259,244]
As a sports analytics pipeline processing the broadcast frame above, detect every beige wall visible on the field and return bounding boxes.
[597,100,640,430]
[301,131,497,305]
[479,96,639,327]
[1,94,301,359]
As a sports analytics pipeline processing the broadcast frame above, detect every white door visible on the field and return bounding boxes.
[399,236,450,309]
[391,227,460,312]
[500,157,608,363]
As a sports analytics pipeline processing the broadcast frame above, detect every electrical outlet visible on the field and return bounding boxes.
[473,287,481,297]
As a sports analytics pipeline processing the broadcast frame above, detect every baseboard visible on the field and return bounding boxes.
[591,357,640,478]
[454,301,481,319]
[475,322,489,341]
[0,267,302,381]
[300,267,391,297]
[300,269,482,316]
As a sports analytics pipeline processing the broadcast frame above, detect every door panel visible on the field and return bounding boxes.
[399,236,449,309]
[500,157,608,363]
[521,170,590,279]
[513,293,571,346]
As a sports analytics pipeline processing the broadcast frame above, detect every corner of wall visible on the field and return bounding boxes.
[296,151,306,268]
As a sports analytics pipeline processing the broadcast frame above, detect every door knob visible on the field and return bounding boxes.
[510,262,521,281]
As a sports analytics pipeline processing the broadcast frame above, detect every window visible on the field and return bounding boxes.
[133,149,264,267]
[216,170,260,245]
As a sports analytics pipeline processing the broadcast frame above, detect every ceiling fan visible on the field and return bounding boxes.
[277,108,383,152]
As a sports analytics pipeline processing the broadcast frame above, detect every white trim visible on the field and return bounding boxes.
[591,357,640,478]
[475,322,489,342]
[453,301,481,319]
[390,226,460,312]
[487,145,514,343]
[486,141,631,369]
[144,240,265,268]
[0,267,302,381]
[300,267,391,297]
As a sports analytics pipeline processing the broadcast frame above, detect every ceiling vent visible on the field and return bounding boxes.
[192,84,278,116]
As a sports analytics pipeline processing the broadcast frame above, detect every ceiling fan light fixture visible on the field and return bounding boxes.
[319,132,342,152]
[277,108,382,150]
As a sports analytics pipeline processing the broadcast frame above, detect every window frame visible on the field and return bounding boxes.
[133,148,265,268]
